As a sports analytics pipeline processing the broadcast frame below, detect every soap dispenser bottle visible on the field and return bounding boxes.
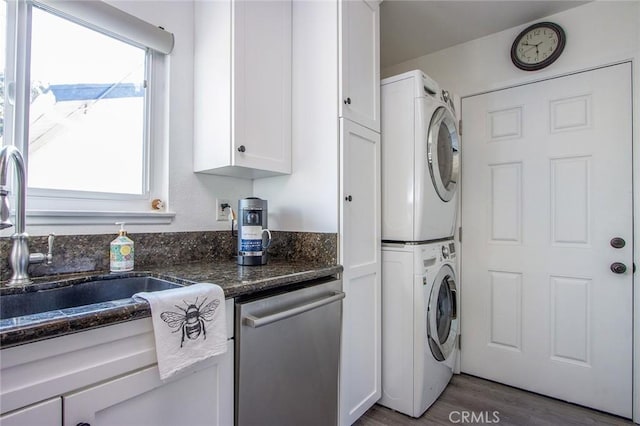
[110,222,134,272]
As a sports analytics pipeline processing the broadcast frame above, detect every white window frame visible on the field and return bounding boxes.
[2,0,175,225]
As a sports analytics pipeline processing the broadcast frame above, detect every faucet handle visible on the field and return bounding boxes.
[28,233,55,266]
[0,186,12,229]
[46,233,55,264]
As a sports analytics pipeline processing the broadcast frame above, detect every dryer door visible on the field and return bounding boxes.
[427,107,459,202]
[427,263,458,361]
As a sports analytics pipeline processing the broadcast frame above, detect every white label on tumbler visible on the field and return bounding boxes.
[240,225,263,253]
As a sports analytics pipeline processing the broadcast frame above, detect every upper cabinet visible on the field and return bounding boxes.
[194,0,292,179]
[339,0,380,133]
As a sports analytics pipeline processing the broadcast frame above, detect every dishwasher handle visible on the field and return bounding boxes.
[243,291,345,328]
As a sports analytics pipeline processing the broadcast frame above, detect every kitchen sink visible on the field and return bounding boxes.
[0,276,182,320]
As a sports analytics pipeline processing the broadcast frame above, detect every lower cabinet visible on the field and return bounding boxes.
[339,118,381,425]
[64,345,233,426]
[0,300,235,426]
[0,397,61,426]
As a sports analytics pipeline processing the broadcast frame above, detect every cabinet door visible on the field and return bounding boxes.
[0,397,61,426]
[63,344,233,426]
[194,0,291,178]
[339,0,380,132]
[233,0,292,175]
[339,118,381,426]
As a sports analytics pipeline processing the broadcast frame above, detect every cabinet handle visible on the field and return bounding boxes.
[76,423,91,426]
[243,291,345,328]
[344,97,351,105]
[237,145,246,153]
[345,195,352,202]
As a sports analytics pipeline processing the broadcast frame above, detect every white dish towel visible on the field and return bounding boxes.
[134,283,227,380]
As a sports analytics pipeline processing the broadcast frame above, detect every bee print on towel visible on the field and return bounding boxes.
[161,297,220,348]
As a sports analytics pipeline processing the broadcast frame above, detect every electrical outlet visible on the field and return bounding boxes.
[216,198,231,221]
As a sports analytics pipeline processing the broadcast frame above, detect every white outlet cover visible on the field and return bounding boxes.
[216,198,231,221]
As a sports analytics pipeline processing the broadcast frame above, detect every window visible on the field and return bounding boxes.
[29,6,147,195]
[0,4,5,145]
[1,0,174,224]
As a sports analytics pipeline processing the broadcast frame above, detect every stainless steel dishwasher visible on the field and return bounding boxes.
[235,278,344,426]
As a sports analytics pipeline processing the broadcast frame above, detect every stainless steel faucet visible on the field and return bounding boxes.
[0,145,54,286]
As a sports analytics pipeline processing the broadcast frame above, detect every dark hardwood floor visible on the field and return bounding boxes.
[354,374,633,426]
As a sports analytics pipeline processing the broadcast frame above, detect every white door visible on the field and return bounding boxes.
[339,0,380,132]
[460,63,633,418]
[340,118,381,426]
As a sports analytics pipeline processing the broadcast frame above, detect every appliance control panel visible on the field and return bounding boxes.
[441,242,456,260]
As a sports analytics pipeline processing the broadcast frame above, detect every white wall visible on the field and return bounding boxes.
[17,0,252,236]
[13,0,337,237]
[253,0,339,233]
[382,2,639,97]
[383,2,640,421]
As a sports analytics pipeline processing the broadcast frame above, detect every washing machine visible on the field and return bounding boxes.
[380,240,459,418]
[381,70,460,242]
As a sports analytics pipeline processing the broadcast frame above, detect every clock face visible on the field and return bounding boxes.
[511,22,565,71]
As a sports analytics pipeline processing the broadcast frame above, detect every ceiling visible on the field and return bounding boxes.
[380,1,588,69]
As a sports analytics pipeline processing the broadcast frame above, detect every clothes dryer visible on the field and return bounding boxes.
[381,70,460,242]
[380,240,459,418]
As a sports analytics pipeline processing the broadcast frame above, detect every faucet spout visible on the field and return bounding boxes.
[1,145,35,286]
[0,145,27,234]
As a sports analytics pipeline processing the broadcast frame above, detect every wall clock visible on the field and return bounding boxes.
[511,22,566,71]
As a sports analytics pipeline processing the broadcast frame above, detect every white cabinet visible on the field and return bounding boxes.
[337,1,381,424]
[1,300,235,426]
[339,0,380,132]
[0,398,61,426]
[64,345,233,426]
[339,119,381,426]
[194,0,292,179]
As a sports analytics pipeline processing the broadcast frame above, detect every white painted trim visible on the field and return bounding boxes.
[632,55,640,426]
[460,58,636,99]
[31,0,174,54]
[25,209,175,225]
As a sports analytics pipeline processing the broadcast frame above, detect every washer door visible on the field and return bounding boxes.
[427,106,460,202]
[427,263,459,361]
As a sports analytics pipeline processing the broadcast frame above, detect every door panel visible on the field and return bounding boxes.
[460,63,632,418]
[339,0,380,132]
[0,397,61,426]
[233,0,292,173]
[63,345,233,426]
[340,118,381,425]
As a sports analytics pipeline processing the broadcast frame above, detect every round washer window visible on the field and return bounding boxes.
[427,264,459,362]
[436,278,454,344]
[427,107,460,202]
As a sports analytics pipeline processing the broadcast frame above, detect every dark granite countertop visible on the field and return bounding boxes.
[0,259,342,348]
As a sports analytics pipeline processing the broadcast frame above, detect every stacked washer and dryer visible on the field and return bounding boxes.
[379,70,460,418]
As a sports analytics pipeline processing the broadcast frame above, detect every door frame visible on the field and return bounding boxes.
[458,59,638,422]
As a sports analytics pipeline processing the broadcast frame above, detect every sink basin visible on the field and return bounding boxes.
[0,276,182,320]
